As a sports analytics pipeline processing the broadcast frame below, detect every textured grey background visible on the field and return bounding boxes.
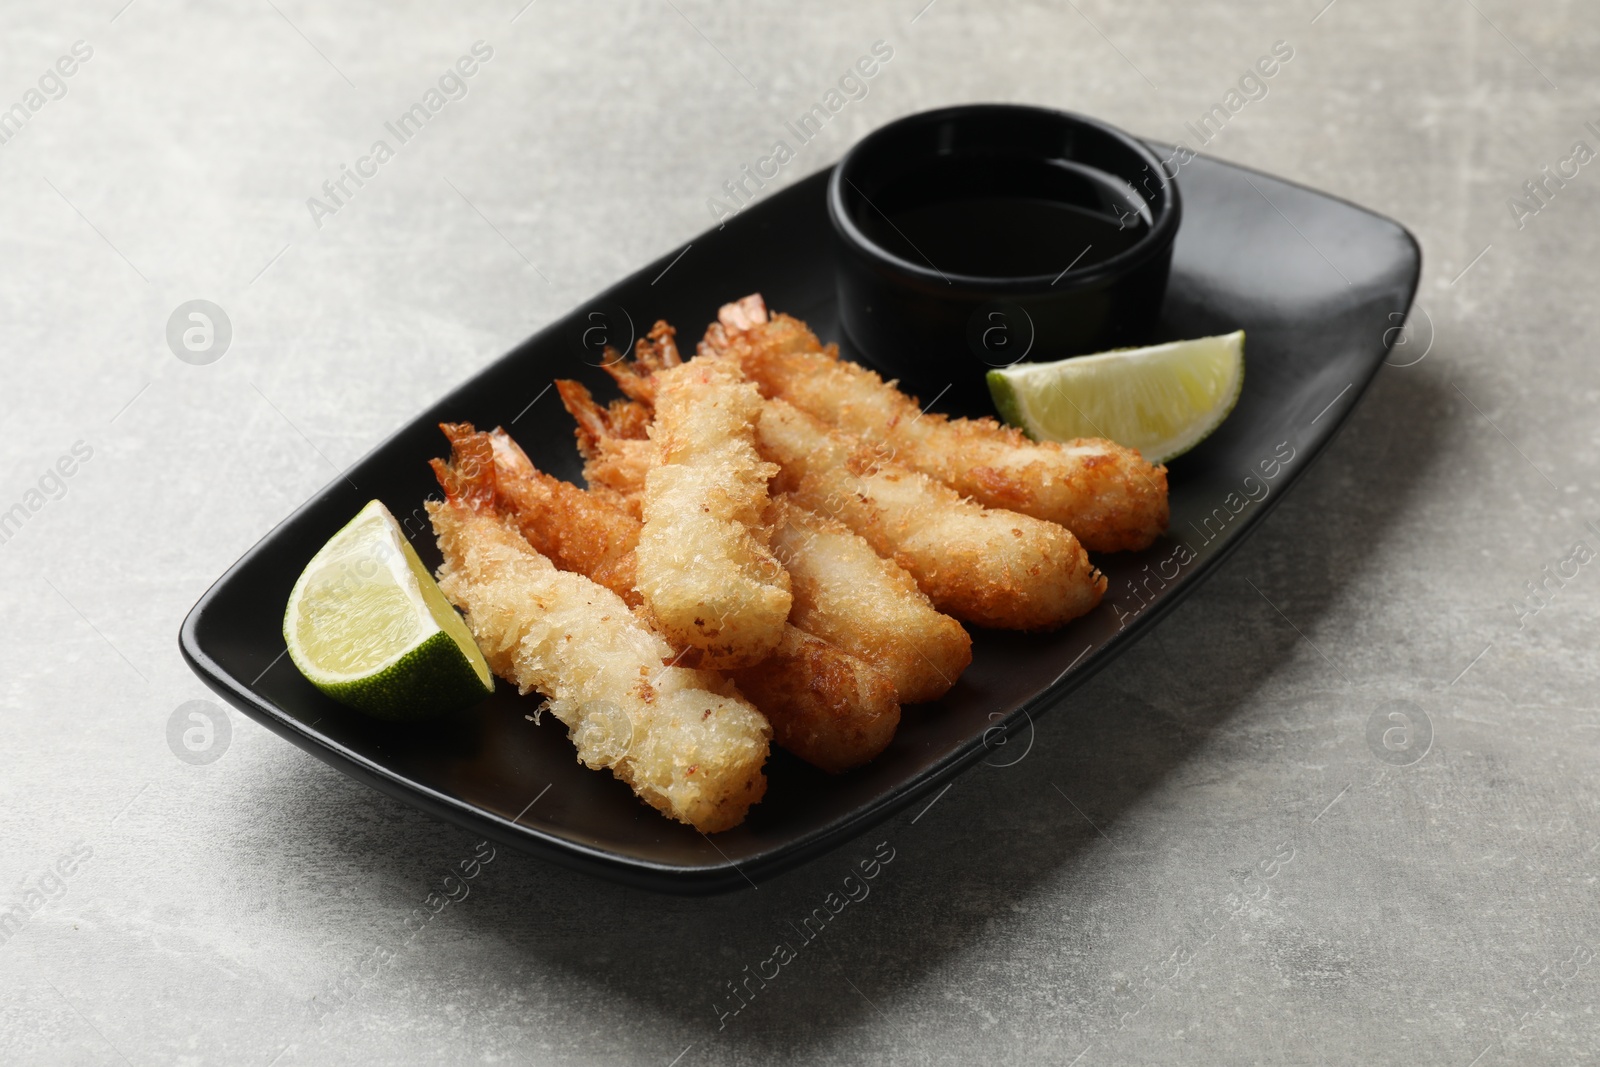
[1,0,1596,1063]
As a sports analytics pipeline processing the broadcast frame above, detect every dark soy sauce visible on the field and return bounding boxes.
[854,155,1152,279]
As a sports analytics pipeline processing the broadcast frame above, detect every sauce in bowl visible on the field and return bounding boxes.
[854,156,1151,279]
[828,105,1182,399]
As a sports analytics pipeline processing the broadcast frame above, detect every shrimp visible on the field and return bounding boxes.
[443,423,899,774]
[557,329,659,510]
[427,435,769,832]
[558,379,651,520]
[756,397,1106,630]
[728,625,900,775]
[563,373,974,701]
[634,353,791,668]
[585,345,1104,630]
[704,294,1169,554]
[439,422,641,606]
[769,498,972,705]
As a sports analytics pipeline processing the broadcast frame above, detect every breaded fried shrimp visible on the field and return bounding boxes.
[757,398,1106,630]
[728,626,900,774]
[438,423,642,607]
[705,294,1169,553]
[427,453,769,832]
[564,369,973,701]
[443,422,899,773]
[769,499,971,704]
[575,358,1099,630]
[635,356,791,668]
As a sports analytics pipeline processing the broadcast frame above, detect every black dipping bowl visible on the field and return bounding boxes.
[828,104,1182,402]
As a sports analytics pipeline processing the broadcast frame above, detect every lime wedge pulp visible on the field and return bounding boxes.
[987,331,1246,464]
[283,499,493,720]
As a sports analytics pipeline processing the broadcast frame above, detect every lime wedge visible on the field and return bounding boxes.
[283,500,493,720]
[987,331,1245,464]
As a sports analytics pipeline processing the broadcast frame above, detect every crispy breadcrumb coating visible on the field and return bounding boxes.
[635,356,791,668]
[585,320,1104,627]
[440,422,899,774]
[770,498,972,705]
[757,397,1106,630]
[563,368,974,699]
[428,446,768,832]
[706,294,1169,553]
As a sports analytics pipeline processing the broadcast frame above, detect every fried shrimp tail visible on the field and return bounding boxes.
[428,445,769,832]
[436,422,642,606]
[445,422,899,773]
[599,319,683,405]
[706,294,1169,553]
[635,356,791,668]
[757,398,1106,630]
[556,380,652,519]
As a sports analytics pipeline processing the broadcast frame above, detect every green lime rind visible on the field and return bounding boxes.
[986,370,1033,441]
[308,628,494,721]
[283,499,493,722]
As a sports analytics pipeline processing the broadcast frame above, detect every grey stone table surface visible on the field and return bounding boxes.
[1,0,1595,1063]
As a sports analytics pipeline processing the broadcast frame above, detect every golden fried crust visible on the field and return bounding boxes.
[477,423,903,775]
[557,372,972,699]
[757,398,1106,631]
[730,627,899,775]
[486,428,642,607]
[437,422,643,605]
[771,498,972,705]
[707,299,1169,553]
[562,347,1102,631]
[635,358,792,668]
[427,499,769,833]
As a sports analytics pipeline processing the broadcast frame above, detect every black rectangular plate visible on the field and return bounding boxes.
[180,147,1420,894]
